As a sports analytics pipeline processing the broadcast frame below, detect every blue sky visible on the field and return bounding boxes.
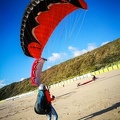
[0,0,120,88]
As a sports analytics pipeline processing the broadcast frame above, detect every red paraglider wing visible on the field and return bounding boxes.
[31,58,47,86]
[20,0,88,59]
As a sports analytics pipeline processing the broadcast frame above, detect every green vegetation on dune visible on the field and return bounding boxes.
[0,38,120,100]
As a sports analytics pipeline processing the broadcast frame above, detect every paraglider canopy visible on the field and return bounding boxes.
[31,58,47,86]
[20,0,88,59]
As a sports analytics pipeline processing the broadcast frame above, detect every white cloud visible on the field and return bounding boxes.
[68,43,97,57]
[68,46,87,57]
[87,43,97,51]
[101,41,109,46]
[0,80,6,88]
[48,52,67,62]
[48,53,61,62]
[20,78,25,81]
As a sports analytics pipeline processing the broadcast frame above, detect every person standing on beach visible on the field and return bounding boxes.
[34,84,58,120]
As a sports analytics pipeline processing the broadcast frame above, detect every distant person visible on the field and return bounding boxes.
[77,82,81,87]
[92,75,97,80]
[34,84,58,120]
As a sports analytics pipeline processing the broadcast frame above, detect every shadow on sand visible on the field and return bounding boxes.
[78,102,120,120]
[56,91,76,99]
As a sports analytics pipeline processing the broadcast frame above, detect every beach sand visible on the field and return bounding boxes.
[0,69,120,120]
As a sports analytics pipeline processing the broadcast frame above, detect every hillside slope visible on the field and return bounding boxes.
[0,38,120,100]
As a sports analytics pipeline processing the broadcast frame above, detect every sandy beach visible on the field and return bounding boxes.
[0,69,120,120]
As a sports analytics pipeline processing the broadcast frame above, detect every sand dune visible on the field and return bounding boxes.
[0,69,120,120]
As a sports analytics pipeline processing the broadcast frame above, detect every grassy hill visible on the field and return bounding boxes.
[0,38,120,100]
